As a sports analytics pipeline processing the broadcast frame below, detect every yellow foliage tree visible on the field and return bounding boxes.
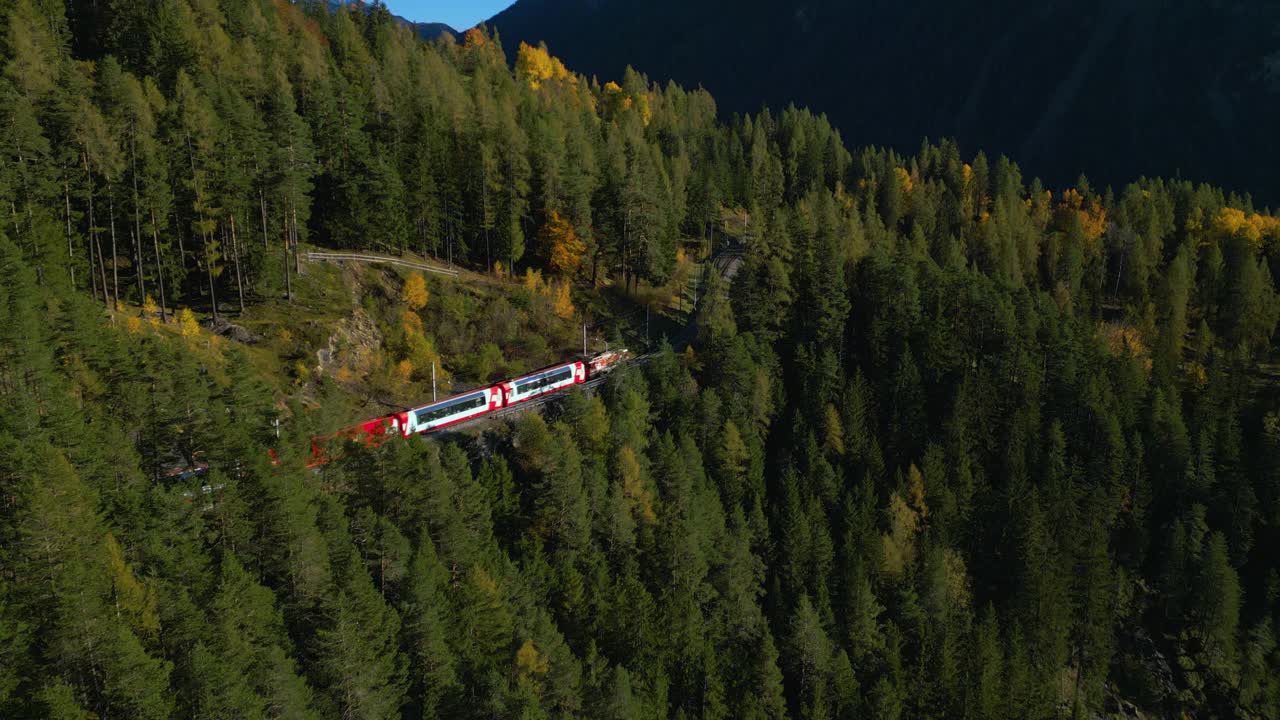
[402,272,429,311]
[104,533,160,635]
[515,42,568,90]
[882,465,929,579]
[601,81,633,118]
[823,404,844,456]
[539,210,587,279]
[618,446,656,524]
[1212,207,1280,252]
[463,27,486,48]
[399,309,446,384]
[882,492,920,579]
[524,267,545,294]
[515,638,549,697]
[516,639,549,676]
[178,308,200,338]
[552,282,575,319]
[142,295,160,326]
[396,359,414,383]
[894,166,914,196]
[1099,322,1152,374]
[1055,188,1108,250]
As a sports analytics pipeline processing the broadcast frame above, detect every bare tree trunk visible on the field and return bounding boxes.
[131,225,145,305]
[282,202,293,301]
[175,209,187,278]
[203,233,219,324]
[230,212,245,313]
[83,150,100,303]
[259,186,269,252]
[185,132,217,323]
[64,178,75,288]
[130,134,145,303]
[292,204,302,277]
[150,207,167,323]
[95,226,111,314]
[109,194,120,313]
[483,178,491,274]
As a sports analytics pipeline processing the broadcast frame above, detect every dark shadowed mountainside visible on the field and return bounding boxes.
[489,0,1280,201]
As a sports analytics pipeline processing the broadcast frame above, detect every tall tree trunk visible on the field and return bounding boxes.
[150,207,168,323]
[292,204,302,277]
[185,132,217,323]
[131,225,144,305]
[84,150,100,303]
[130,134,145,303]
[483,177,491,274]
[25,200,40,285]
[109,193,120,313]
[175,209,187,279]
[64,177,75,288]
[9,201,20,248]
[282,200,293,302]
[95,226,111,314]
[259,186,269,252]
[203,233,219,324]
[230,212,245,313]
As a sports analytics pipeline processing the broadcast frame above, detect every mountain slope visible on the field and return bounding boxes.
[327,1,457,39]
[489,0,1280,201]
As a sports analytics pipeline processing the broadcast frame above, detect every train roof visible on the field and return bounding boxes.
[504,360,581,384]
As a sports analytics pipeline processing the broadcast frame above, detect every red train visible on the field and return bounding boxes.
[311,350,629,463]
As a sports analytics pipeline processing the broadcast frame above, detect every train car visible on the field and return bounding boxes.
[502,361,585,405]
[396,386,504,436]
[587,349,630,376]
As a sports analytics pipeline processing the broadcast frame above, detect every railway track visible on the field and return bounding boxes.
[438,242,739,434]
[303,250,458,277]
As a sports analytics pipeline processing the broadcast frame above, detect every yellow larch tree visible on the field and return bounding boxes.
[1055,188,1108,251]
[882,464,929,579]
[551,282,575,319]
[539,210,587,279]
[142,295,161,326]
[894,166,914,197]
[1212,207,1280,252]
[402,271,429,311]
[178,308,201,338]
[104,533,161,635]
[516,42,568,90]
[617,446,657,525]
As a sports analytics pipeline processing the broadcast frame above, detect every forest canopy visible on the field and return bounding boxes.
[0,1,1278,719]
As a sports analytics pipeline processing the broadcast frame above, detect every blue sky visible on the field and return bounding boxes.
[382,1,515,30]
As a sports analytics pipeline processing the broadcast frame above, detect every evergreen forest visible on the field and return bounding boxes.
[0,1,1279,719]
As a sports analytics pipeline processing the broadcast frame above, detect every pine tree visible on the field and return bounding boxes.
[401,540,459,719]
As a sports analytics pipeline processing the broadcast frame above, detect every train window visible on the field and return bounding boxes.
[516,367,573,396]
[414,393,486,426]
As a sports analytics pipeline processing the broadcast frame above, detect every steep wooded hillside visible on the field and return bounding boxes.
[489,0,1280,202]
[1,1,1279,719]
